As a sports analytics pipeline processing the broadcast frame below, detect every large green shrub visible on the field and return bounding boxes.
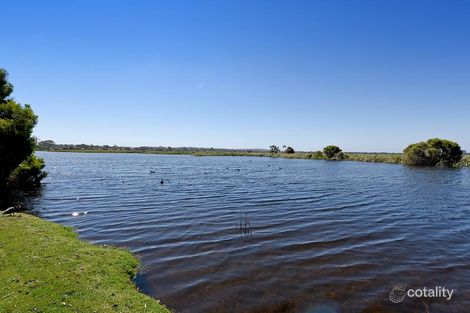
[403,138,462,167]
[8,155,47,187]
[0,68,46,195]
[284,146,295,154]
[323,145,344,160]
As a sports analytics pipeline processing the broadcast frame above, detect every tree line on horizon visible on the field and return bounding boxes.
[37,140,270,153]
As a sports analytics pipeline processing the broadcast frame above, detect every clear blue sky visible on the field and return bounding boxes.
[2,0,470,152]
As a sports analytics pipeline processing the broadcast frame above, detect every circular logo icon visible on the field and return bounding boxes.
[389,282,407,303]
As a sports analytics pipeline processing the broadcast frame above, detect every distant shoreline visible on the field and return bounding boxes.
[37,148,470,167]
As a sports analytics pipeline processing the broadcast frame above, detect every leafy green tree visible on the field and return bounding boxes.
[0,69,13,102]
[0,68,46,196]
[38,140,57,151]
[8,155,47,187]
[284,146,295,154]
[269,145,280,154]
[403,138,462,167]
[323,145,344,160]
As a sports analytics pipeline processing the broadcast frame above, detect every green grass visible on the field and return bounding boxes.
[191,150,270,157]
[344,153,403,164]
[458,155,470,167]
[0,213,170,313]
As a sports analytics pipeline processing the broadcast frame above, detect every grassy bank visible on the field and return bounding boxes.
[0,213,170,313]
[459,155,470,167]
[195,151,405,164]
[45,148,403,162]
[183,151,469,167]
[344,153,403,164]
[39,149,470,167]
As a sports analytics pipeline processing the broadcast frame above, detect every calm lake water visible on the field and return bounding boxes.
[31,152,470,313]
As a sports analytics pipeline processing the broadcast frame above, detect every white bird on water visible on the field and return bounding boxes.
[72,211,88,217]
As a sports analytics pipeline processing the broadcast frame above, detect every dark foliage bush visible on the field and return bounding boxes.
[0,68,46,205]
[284,146,295,154]
[8,155,47,188]
[269,145,280,154]
[323,145,344,160]
[403,138,462,167]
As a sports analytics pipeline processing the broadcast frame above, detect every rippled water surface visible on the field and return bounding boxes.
[32,152,470,313]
